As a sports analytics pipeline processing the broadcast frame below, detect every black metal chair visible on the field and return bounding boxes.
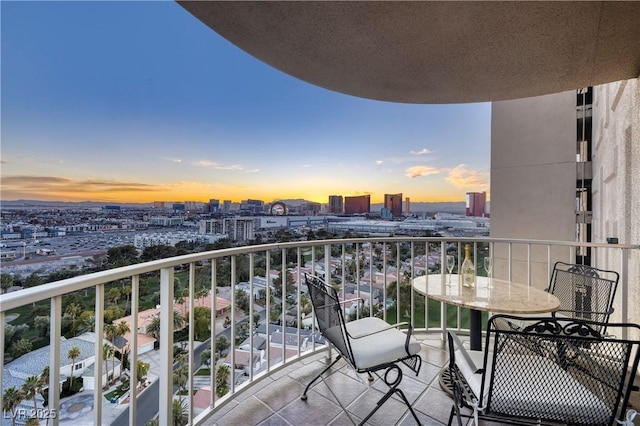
[550,262,619,329]
[506,261,619,335]
[448,314,640,426]
[301,274,423,425]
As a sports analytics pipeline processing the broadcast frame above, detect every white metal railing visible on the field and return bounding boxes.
[1,237,638,425]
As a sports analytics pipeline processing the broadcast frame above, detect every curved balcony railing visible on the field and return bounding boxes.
[1,237,637,425]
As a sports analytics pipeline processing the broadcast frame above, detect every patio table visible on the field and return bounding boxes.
[412,273,561,351]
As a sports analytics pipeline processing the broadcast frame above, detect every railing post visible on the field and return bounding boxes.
[129,276,139,426]
[159,267,174,426]
[94,283,104,425]
[0,311,4,419]
[621,248,629,338]
[50,295,61,426]
[187,263,195,425]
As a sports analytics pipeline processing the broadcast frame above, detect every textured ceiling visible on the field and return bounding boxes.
[178,1,640,104]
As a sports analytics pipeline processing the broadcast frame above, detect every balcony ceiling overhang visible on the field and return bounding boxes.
[178,1,640,104]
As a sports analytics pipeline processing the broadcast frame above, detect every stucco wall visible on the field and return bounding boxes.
[490,91,577,288]
[592,77,639,328]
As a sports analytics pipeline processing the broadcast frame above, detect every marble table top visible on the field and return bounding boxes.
[412,273,561,314]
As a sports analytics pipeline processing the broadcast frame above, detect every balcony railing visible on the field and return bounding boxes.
[1,237,637,425]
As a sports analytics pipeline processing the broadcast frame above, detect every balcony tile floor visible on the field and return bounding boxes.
[201,332,640,426]
[201,333,477,426]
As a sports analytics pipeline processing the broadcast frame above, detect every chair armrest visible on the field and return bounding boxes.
[449,331,483,374]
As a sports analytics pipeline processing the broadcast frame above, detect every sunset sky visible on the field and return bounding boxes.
[1,1,491,205]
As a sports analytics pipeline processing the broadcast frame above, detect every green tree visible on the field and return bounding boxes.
[106,287,122,305]
[172,398,188,426]
[67,346,81,389]
[105,245,138,267]
[273,269,296,299]
[122,285,132,314]
[140,244,177,261]
[103,343,114,384]
[104,306,124,324]
[200,348,212,368]
[1,273,14,293]
[235,289,250,313]
[173,354,189,396]
[136,360,150,387]
[215,364,230,397]
[145,316,160,343]
[76,312,95,335]
[215,335,230,357]
[186,306,211,341]
[21,375,40,414]
[24,418,39,426]
[34,316,50,339]
[10,338,32,359]
[195,287,209,306]
[2,386,23,426]
[23,273,43,288]
[115,321,130,378]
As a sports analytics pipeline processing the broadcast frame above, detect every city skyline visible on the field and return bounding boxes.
[1,1,491,205]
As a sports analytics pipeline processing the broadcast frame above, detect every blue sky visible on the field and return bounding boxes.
[1,1,491,204]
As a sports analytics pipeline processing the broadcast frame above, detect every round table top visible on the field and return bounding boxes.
[412,273,561,314]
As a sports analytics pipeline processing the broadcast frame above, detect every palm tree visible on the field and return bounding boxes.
[2,386,23,426]
[122,285,132,314]
[39,365,50,394]
[24,418,39,426]
[172,398,188,426]
[146,316,160,343]
[195,287,209,306]
[145,311,183,346]
[115,321,130,378]
[103,343,114,385]
[136,360,150,388]
[67,346,81,389]
[215,364,230,397]
[173,310,183,330]
[21,375,40,414]
[104,323,118,383]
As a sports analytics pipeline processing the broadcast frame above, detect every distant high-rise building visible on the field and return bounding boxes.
[328,195,344,214]
[185,201,204,212]
[222,200,231,213]
[405,197,410,214]
[208,199,220,213]
[240,199,265,214]
[466,192,487,217]
[344,195,370,215]
[304,202,321,216]
[153,201,165,209]
[384,193,403,218]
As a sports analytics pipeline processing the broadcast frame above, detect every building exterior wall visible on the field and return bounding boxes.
[344,195,371,215]
[592,77,639,326]
[490,79,639,330]
[490,91,577,288]
[328,195,344,214]
[384,193,402,217]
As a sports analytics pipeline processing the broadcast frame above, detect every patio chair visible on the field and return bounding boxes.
[301,274,423,425]
[506,261,619,335]
[448,314,640,426]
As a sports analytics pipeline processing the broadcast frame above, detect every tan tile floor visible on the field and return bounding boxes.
[201,333,640,426]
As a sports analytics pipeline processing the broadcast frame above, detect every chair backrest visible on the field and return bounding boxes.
[305,274,356,366]
[483,314,640,425]
[548,261,619,326]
